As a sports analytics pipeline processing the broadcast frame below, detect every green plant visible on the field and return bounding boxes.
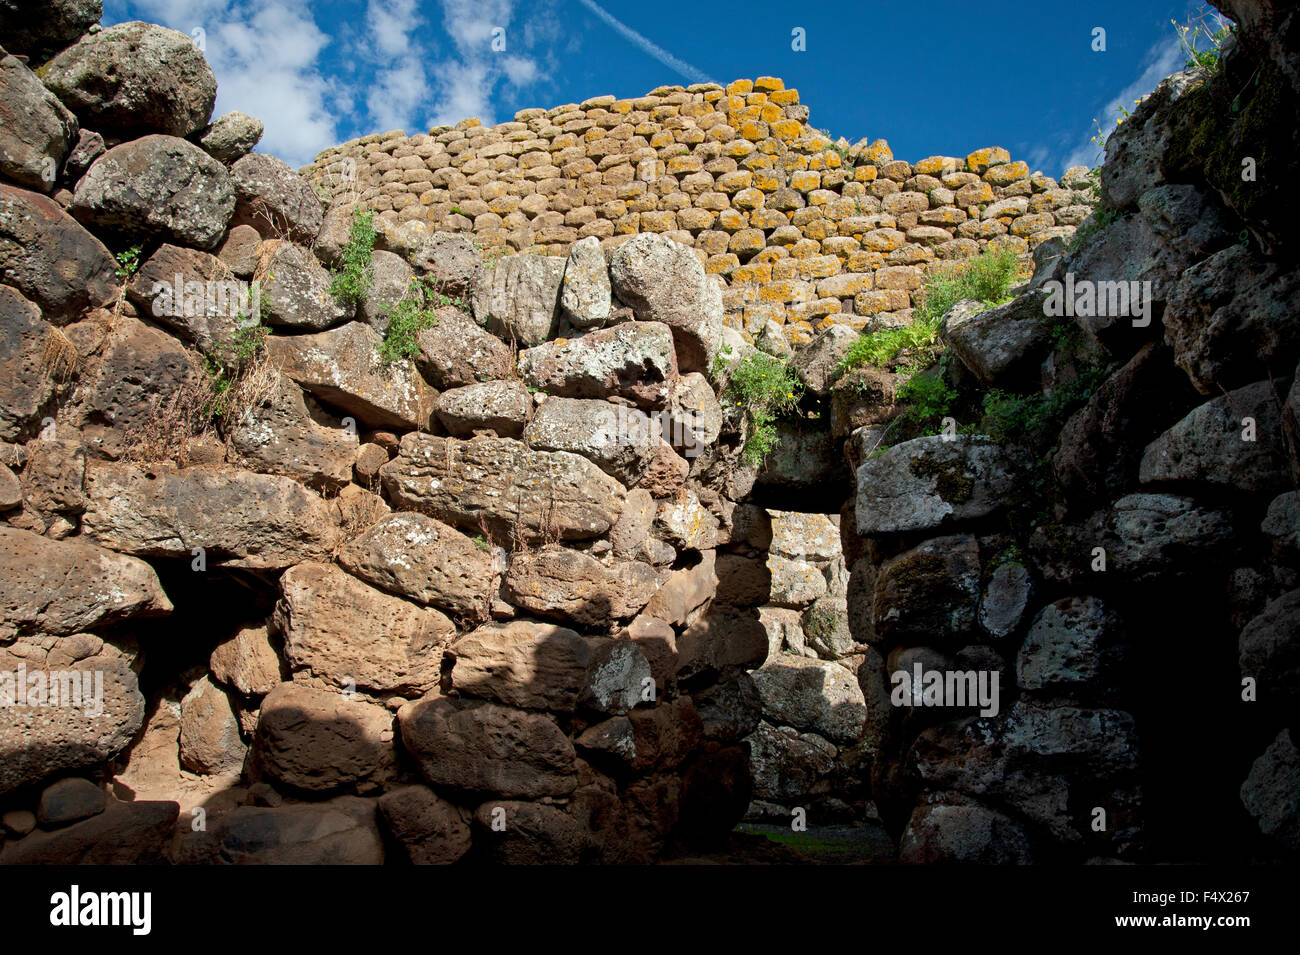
[839,318,943,373]
[896,372,957,429]
[233,322,270,364]
[913,245,1020,324]
[472,534,491,552]
[378,277,442,365]
[328,208,377,308]
[115,245,142,281]
[1172,11,1233,73]
[721,351,804,466]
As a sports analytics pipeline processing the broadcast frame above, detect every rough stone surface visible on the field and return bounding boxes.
[560,235,613,328]
[176,796,383,864]
[749,653,867,744]
[260,240,350,329]
[518,321,679,409]
[437,380,531,438]
[873,535,981,644]
[525,396,657,485]
[1240,729,1300,852]
[899,803,1034,864]
[178,675,246,775]
[0,799,178,865]
[472,254,563,347]
[378,785,472,865]
[209,624,282,697]
[942,291,1054,387]
[0,51,78,191]
[199,111,264,164]
[414,305,513,389]
[230,153,323,242]
[36,777,107,828]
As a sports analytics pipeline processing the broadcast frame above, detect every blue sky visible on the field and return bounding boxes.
[104,0,1226,173]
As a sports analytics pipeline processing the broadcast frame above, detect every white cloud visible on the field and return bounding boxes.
[1059,32,1186,173]
[359,0,432,135]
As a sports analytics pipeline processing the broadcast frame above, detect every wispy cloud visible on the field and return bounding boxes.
[1057,31,1186,173]
[575,0,716,87]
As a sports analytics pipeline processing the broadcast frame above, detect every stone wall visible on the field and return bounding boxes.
[303,77,1087,344]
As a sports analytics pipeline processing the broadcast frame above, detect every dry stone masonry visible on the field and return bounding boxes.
[0,0,1297,866]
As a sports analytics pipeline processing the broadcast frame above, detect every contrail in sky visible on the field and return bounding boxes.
[575,0,719,87]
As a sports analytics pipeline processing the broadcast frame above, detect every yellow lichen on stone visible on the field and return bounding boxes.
[965,147,1011,174]
[726,79,754,96]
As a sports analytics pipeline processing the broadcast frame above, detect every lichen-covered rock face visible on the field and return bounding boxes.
[41,20,218,138]
[229,153,323,243]
[518,321,679,409]
[524,396,658,485]
[472,254,564,347]
[70,135,235,249]
[259,240,350,330]
[0,52,78,192]
[0,184,117,321]
[560,236,612,329]
[380,434,625,543]
[414,306,513,389]
[198,111,264,165]
[941,291,1055,388]
[0,0,101,61]
[608,233,723,374]
[748,654,867,744]
[437,380,531,439]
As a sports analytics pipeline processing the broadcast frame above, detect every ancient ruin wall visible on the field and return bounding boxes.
[303,77,1087,345]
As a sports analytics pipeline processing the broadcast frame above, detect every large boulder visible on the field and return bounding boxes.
[873,535,981,644]
[336,511,497,620]
[125,244,246,363]
[358,250,413,334]
[380,434,625,543]
[524,396,658,485]
[0,637,147,796]
[1105,493,1235,583]
[560,235,612,328]
[70,135,235,249]
[274,562,452,697]
[436,380,531,438]
[198,111,263,164]
[608,233,723,373]
[81,463,340,569]
[379,224,481,296]
[414,305,513,389]
[377,785,472,865]
[1099,69,1204,210]
[229,153,323,243]
[0,526,171,640]
[748,653,867,744]
[899,803,1034,864]
[175,796,384,865]
[855,436,1023,534]
[518,321,678,409]
[209,624,282,697]
[1238,589,1300,712]
[1240,728,1300,852]
[0,184,116,320]
[941,291,1054,388]
[228,376,357,488]
[501,544,659,628]
[0,799,178,865]
[1016,597,1127,697]
[178,675,245,775]
[254,682,395,794]
[40,20,217,137]
[1139,379,1293,494]
[398,691,579,798]
[0,51,78,191]
[1162,245,1300,394]
[0,286,59,442]
[450,619,651,713]
[0,0,101,62]
[792,323,858,397]
[266,321,435,431]
[471,254,563,346]
[259,240,350,329]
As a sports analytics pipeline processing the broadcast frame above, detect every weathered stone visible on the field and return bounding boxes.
[0,0,101,61]
[175,796,383,864]
[802,592,854,658]
[830,366,897,439]
[523,396,657,485]
[472,253,563,346]
[228,376,356,488]
[767,555,828,608]
[337,511,496,620]
[358,250,413,334]
[260,239,350,329]
[664,372,723,457]
[979,560,1034,640]
[715,553,773,608]
[380,434,625,543]
[1106,493,1235,583]
[1238,589,1300,712]
[560,235,613,328]
[504,545,659,628]
[641,549,716,628]
[0,287,59,442]
[1240,728,1300,852]
[0,51,78,191]
[755,420,846,490]
[942,291,1054,387]
[255,682,395,794]
[125,243,245,362]
[472,800,584,864]
[378,785,472,865]
[746,721,836,803]
[874,535,981,644]
[750,653,866,744]
[217,223,261,277]
[41,20,217,137]
[769,510,841,562]
[380,224,481,296]
[413,305,513,389]
[519,321,678,409]
[70,135,234,249]
[437,380,531,439]
[899,803,1033,864]
[0,464,19,510]
[83,464,339,570]
[1017,597,1127,696]
[179,675,246,775]
[793,323,858,396]
[856,436,1022,534]
[609,233,723,372]
[1140,379,1292,494]
[209,624,282,697]
[1262,492,1300,560]
[266,321,435,430]
[0,183,116,320]
[230,153,323,242]
[694,674,763,744]
[0,798,178,865]
[275,562,452,697]
[35,777,105,828]
[635,440,689,497]
[1099,69,1202,209]
[199,111,263,164]
[398,691,578,798]
[0,640,145,796]
[676,606,769,679]
[62,128,105,183]
[0,526,171,641]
